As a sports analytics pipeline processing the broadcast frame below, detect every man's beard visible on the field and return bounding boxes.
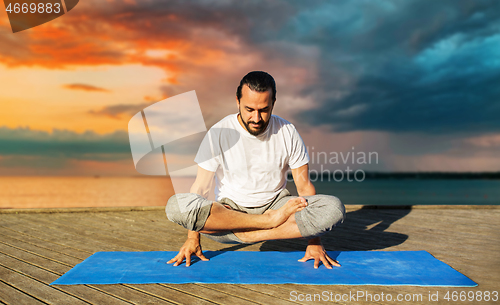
[239,112,269,136]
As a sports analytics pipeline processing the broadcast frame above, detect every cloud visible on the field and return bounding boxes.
[464,134,500,148]
[0,126,131,160]
[1,0,498,137]
[0,124,207,174]
[62,83,111,92]
[293,0,500,134]
[89,102,153,119]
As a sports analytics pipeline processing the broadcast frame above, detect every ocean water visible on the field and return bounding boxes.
[0,177,498,209]
[0,176,192,209]
[300,179,500,206]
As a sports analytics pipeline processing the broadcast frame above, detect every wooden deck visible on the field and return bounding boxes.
[0,205,498,305]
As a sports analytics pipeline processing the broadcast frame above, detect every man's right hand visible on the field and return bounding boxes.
[167,234,209,267]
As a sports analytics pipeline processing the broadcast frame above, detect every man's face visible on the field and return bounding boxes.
[237,85,274,136]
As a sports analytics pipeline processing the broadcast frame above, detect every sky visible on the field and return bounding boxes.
[0,0,499,176]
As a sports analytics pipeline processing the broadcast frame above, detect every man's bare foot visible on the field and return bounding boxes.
[234,201,304,243]
[265,197,307,228]
[201,198,306,235]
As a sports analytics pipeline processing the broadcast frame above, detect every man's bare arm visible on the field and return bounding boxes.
[292,164,341,269]
[167,166,214,267]
[190,166,215,197]
[292,163,316,196]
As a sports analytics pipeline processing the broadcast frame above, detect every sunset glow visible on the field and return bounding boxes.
[1,0,499,175]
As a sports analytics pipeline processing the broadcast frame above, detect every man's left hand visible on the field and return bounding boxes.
[298,237,340,269]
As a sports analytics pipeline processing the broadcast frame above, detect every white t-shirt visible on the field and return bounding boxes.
[194,114,309,207]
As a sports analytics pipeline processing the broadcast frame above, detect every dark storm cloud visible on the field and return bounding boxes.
[0,127,130,160]
[127,0,500,134]
[2,0,498,135]
[288,0,500,134]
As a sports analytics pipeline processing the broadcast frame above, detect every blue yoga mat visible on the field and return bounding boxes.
[51,250,476,286]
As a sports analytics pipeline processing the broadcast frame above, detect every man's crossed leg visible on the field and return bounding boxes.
[165,189,345,267]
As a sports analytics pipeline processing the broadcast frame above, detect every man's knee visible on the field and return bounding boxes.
[315,194,345,229]
[165,194,182,225]
[298,194,345,238]
[165,193,212,231]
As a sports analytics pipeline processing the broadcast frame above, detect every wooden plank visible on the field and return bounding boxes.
[0,280,46,305]
[0,249,162,304]
[2,213,286,302]
[3,214,145,252]
[155,284,259,305]
[253,284,355,305]
[0,237,82,267]
[322,211,499,252]
[89,285,175,305]
[87,208,500,269]
[384,225,500,249]
[18,213,160,252]
[92,211,171,229]
[88,212,188,245]
[197,283,299,305]
[325,227,498,256]
[394,215,498,236]
[235,284,306,304]
[384,213,500,236]
[386,208,500,226]
[0,252,160,305]
[0,216,132,252]
[0,213,223,303]
[0,226,89,260]
[1,208,498,305]
[0,242,74,275]
[51,212,180,250]
[74,211,201,247]
[0,264,88,305]
[124,284,216,305]
[56,211,266,255]
[415,207,500,217]
[91,211,335,252]
[244,284,413,305]
[90,209,412,254]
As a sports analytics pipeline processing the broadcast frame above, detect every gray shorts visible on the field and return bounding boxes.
[165,189,345,244]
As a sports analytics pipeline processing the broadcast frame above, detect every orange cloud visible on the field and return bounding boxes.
[143,94,168,102]
[0,1,319,130]
[0,0,232,85]
[63,83,111,92]
[3,0,288,92]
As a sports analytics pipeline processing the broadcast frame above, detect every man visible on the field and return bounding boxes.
[166,71,345,269]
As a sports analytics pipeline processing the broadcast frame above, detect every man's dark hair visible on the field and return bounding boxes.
[236,71,277,103]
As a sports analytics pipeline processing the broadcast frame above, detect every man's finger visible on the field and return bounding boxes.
[325,254,341,267]
[329,259,341,267]
[314,258,320,269]
[321,256,333,269]
[167,254,180,264]
[298,256,311,262]
[186,254,191,267]
[198,253,209,261]
[173,257,183,267]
